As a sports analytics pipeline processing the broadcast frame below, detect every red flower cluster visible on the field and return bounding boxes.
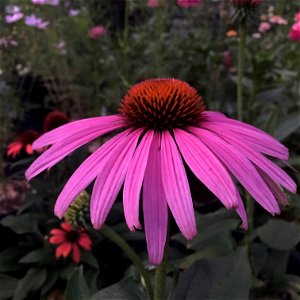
[49,222,92,263]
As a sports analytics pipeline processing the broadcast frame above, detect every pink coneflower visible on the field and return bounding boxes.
[177,0,202,8]
[5,6,23,23]
[147,0,163,7]
[7,130,40,158]
[26,79,296,265]
[259,22,271,32]
[25,14,49,29]
[88,25,106,39]
[290,22,300,42]
[49,222,92,263]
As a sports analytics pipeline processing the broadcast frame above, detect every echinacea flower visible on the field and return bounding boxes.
[177,0,202,8]
[88,25,106,39]
[7,130,40,158]
[290,22,300,42]
[26,78,296,264]
[49,222,92,263]
[5,12,23,23]
[147,0,163,7]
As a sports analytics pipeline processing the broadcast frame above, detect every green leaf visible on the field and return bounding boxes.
[13,268,47,300]
[0,247,31,272]
[80,251,99,269]
[274,113,300,141]
[174,248,251,300]
[257,219,300,250]
[265,105,279,134]
[41,270,58,295]
[0,214,42,236]
[65,266,90,300]
[19,248,54,265]
[0,274,18,300]
[90,280,145,300]
[251,243,268,276]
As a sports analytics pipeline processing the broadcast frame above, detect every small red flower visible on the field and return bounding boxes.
[43,111,69,133]
[49,222,92,263]
[7,130,40,158]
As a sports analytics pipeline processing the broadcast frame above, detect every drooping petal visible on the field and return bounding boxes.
[72,244,81,263]
[49,235,66,244]
[174,129,238,209]
[26,119,125,180]
[191,127,280,215]
[77,235,92,250]
[160,130,197,240]
[123,130,154,231]
[54,130,130,218]
[56,242,72,258]
[257,168,288,205]
[143,132,168,265]
[25,144,33,155]
[202,111,288,160]
[234,186,248,229]
[33,115,125,148]
[204,129,296,193]
[91,129,142,229]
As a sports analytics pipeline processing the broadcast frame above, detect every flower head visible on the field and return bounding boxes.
[147,0,163,7]
[49,222,92,263]
[32,0,60,5]
[88,25,106,39]
[269,15,287,25]
[226,29,238,37]
[25,14,49,29]
[259,22,271,32]
[43,111,69,133]
[177,0,202,8]
[26,78,296,265]
[290,22,300,42]
[7,130,40,158]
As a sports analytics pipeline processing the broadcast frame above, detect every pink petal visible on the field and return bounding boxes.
[143,132,168,265]
[203,111,288,160]
[25,118,124,180]
[33,115,125,148]
[123,130,154,231]
[192,127,280,215]
[257,168,288,205]
[54,130,129,218]
[91,129,142,229]
[207,130,296,193]
[160,130,197,240]
[234,185,248,229]
[174,129,238,209]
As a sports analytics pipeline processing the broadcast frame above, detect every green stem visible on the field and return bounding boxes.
[237,21,246,122]
[100,225,154,300]
[154,224,169,300]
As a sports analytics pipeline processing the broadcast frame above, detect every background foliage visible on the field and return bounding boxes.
[0,0,299,299]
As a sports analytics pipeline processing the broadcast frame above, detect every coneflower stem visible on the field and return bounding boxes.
[237,20,246,122]
[100,225,154,300]
[154,223,169,300]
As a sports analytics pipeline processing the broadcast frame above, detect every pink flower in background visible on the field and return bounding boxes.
[294,12,300,22]
[147,0,162,7]
[25,14,49,29]
[89,26,106,39]
[32,0,59,5]
[69,9,80,16]
[26,78,296,265]
[0,36,18,48]
[177,0,202,8]
[259,22,271,32]
[290,22,300,42]
[5,6,23,23]
[269,15,287,25]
